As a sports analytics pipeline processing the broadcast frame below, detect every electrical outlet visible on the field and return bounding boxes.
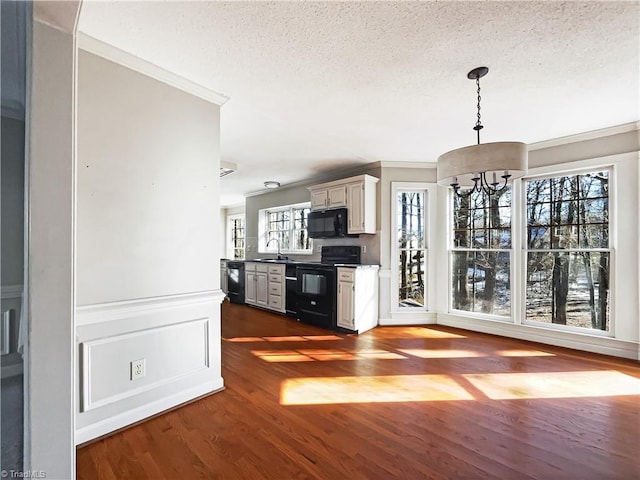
[316,245,321,253]
[130,359,146,380]
[362,245,367,253]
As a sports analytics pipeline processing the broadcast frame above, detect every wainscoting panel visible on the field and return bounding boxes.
[75,290,225,444]
[81,318,209,411]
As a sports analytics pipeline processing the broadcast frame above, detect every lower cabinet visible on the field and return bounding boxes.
[245,262,285,313]
[266,265,285,313]
[336,266,379,333]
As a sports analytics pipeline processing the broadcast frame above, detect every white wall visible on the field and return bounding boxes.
[75,48,225,443]
[76,50,220,305]
[27,12,78,478]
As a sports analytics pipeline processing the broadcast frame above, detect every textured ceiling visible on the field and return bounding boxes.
[78,1,640,206]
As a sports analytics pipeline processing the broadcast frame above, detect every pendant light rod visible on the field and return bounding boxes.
[468,66,488,146]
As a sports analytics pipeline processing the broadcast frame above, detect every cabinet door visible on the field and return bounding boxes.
[337,279,354,329]
[347,182,365,234]
[328,185,347,208]
[245,272,257,304]
[310,189,328,210]
[256,272,268,306]
[221,268,228,294]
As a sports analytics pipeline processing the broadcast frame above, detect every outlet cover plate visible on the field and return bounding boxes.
[130,358,146,380]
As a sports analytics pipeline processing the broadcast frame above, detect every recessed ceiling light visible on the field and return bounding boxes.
[264,181,280,189]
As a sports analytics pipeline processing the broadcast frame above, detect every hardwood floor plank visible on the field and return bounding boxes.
[77,302,640,479]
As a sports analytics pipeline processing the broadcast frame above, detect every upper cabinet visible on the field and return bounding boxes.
[310,184,347,210]
[308,174,379,234]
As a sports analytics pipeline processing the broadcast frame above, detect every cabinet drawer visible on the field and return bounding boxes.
[269,295,283,309]
[245,262,256,272]
[268,265,284,275]
[338,269,355,282]
[269,283,282,296]
[268,274,282,283]
[256,263,269,273]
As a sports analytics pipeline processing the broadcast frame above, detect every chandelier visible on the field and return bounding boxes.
[437,67,527,197]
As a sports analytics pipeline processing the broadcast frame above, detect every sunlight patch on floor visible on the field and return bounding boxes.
[252,348,407,363]
[225,334,343,343]
[496,349,555,357]
[464,370,640,400]
[280,374,475,405]
[375,327,466,339]
[399,348,484,359]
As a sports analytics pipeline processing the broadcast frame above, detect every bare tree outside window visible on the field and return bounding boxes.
[525,171,610,331]
[451,187,511,316]
[397,191,426,307]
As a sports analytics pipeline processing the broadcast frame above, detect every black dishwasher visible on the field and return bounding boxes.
[226,261,245,304]
[285,263,299,318]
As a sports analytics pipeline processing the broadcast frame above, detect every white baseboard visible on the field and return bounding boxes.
[437,313,639,360]
[379,312,437,326]
[75,378,224,445]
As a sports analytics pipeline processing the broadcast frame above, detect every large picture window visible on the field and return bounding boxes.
[525,170,610,331]
[261,203,312,253]
[450,188,511,316]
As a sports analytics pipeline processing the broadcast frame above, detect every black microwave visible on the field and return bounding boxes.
[307,208,353,238]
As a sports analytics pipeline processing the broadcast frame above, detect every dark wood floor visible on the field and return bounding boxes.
[77,301,640,480]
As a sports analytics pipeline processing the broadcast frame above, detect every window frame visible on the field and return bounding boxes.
[520,165,615,337]
[390,182,436,313]
[258,202,313,255]
[448,184,516,321]
[227,213,245,260]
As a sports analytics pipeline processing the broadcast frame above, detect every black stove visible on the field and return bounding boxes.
[288,246,361,330]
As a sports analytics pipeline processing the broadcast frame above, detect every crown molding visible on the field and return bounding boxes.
[528,122,640,151]
[77,32,229,107]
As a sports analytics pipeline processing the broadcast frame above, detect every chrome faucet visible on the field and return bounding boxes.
[266,238,282,259]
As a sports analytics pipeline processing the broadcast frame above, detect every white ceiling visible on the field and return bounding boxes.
[78,1,639,207]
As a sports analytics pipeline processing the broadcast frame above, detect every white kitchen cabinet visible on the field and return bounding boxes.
[245,262,268,307]
[256,270,268,307]
[336,266,379,333]
[267,264,286,313]
[346,176,378,234]
[308,175,378,233]
[220,260,228,295]
[309,184,348,211]
[245,262,285,313]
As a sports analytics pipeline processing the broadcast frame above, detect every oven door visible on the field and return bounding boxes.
[296,266,335,329]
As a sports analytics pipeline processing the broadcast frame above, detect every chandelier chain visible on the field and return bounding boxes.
[476,76,482,130]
